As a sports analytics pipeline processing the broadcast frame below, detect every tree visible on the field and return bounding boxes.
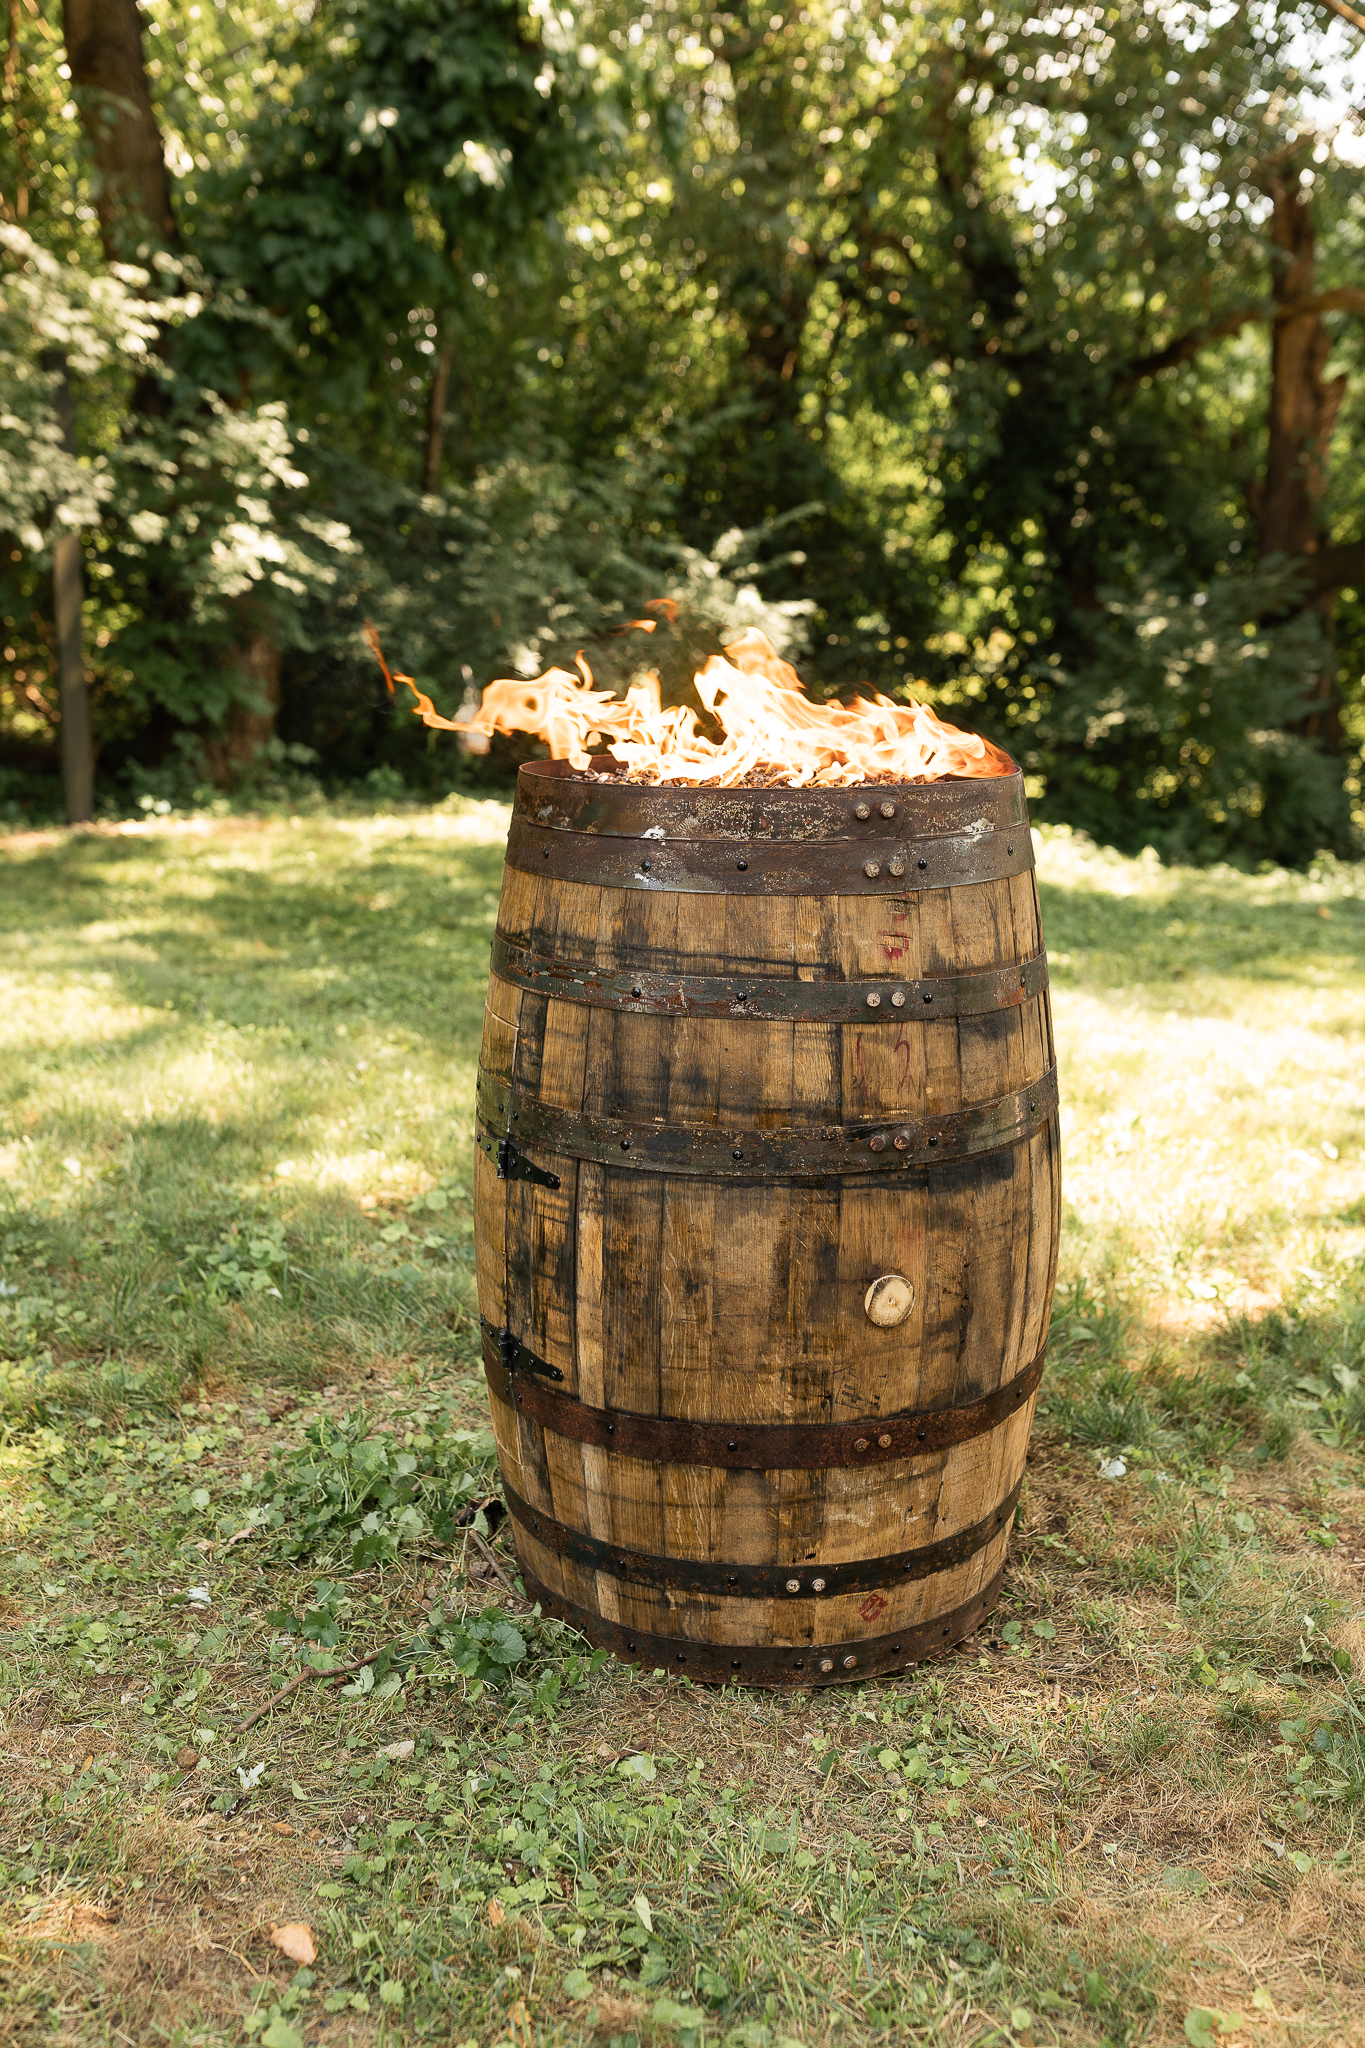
[515,0,1364,857]
[63,0,177,258]
[195,0,603,493]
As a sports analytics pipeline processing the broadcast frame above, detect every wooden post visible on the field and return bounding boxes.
[42,350,95,824]
[421,342,454,496]
[53,534,94,824]
[1256,166,1348,745]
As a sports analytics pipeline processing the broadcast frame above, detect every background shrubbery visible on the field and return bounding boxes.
[2,0,1363,862]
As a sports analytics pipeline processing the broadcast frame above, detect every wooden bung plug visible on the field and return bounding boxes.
[864,1273,915,1328]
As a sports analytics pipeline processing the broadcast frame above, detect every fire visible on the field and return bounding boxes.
[365,617,1012,786]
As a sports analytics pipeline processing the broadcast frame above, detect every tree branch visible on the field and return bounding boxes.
[1262,536,1365,609]
[1117,286,1365,387]
[1116,305,1263,385]
[1286,286,1365,318]
[1318,0,1365,32]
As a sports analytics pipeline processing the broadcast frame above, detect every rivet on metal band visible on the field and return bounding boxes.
[501,1473,1024,1597]
[518,1561,1007,1686]
[474,1064,1058,1182]
[482,1327,1045,1469]
[488,935,1049,1022]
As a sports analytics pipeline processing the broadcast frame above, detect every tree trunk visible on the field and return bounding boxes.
[421,343,454,495]
[4,0,32,223]
[1256,167,1347,744]
[52,535,94,823]
[62,0,282,777]
[62,0,177,258]
[42,350,95,823]
[200,634,282,785]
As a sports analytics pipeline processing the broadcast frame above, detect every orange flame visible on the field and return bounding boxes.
[365,616,1011,786]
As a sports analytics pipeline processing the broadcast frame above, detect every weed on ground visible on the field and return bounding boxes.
[1,809,1363,2048]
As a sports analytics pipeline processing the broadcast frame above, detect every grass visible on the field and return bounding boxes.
[1,801,1363,2048]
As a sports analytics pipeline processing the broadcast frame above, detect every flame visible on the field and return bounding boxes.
[366,616,1012,786]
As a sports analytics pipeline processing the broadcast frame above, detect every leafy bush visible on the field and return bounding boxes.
[0,227,352,773]
[1031,568,1360,867]
[1225,1262,1365,1452]
[257,1407,498,1567]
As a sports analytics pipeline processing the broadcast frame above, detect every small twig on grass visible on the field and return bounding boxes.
[236,1639,401,1732]
[467,1526,521,1601]
[209,1941,265,1979]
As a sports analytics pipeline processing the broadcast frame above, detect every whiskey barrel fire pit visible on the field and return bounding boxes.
[472,759,1060,1685]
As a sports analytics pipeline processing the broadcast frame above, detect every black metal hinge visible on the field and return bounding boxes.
[492,1136,561,1189]
[480,1316,565,1383]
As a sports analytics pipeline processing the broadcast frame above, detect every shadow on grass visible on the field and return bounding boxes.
[0,824,508,1049]
[1043,1262,1365,1473]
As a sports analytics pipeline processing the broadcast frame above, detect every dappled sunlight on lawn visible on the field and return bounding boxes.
[1034,827,1365,1334]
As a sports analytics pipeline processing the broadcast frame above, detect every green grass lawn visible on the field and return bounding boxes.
[1,802,1364,2048]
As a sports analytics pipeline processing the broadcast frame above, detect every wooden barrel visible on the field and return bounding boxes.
[474,763,1059,1685]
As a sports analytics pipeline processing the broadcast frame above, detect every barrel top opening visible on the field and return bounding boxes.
[514,758,1027,844]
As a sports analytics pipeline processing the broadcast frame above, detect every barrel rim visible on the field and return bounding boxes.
[514,757,1027,843]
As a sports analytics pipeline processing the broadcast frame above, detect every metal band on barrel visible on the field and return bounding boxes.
[483,1331,1045,1470]
[520,1561,1007,1686]
[475,1064,1058,1181]
[504,814,1034,896]
[502,1473,1023,1597]
[514,760,1029,845]
[489,935,1049,1022]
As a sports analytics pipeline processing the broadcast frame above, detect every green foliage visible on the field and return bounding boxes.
[264,1582,547,1697]
[0,227,352,770]
[1035,567,1358,862]
[186,1215,290,1300]
[5,0,1363,854]
[192,0,605,398]
[257,1408,498,1567]
[1223,1264,1365,1453]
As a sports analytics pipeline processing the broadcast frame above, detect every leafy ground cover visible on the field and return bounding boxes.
[1,803,1363,2048]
